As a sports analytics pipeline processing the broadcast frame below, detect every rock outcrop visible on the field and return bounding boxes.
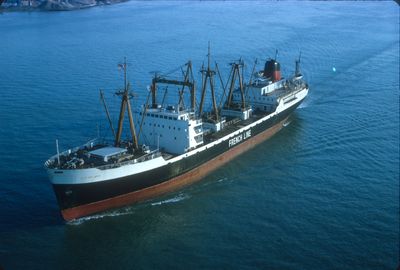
[0,0,126,11]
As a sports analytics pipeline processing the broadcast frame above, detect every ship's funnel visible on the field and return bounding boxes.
[263,59,281,82]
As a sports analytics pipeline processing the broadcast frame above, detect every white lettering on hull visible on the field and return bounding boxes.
[228,129,251,148]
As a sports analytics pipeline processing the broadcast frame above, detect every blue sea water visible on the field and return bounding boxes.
[0,1,399,269]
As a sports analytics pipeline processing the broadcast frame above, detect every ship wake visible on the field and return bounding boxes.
[151,193,190,206]
[67,208,135,225]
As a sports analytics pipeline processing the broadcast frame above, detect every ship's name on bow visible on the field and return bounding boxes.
[228,129,251,148]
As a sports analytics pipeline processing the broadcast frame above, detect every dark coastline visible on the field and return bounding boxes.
[0,0,128,11]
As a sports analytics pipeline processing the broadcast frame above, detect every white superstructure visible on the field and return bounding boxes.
[135,105,204,154]
[232,70,307,114]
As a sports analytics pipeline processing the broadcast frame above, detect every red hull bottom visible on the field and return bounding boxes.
[61,117,289,221]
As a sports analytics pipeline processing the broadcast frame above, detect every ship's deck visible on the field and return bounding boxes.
[46,141,159,170]
[203,111,267,143]
[46,82,306,170]
[47,111,269,170]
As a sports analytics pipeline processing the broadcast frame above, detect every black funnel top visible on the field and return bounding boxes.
[263,59,280,79]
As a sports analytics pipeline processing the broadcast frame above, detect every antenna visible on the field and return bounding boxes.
[56,139,60,166]
[207,41,211,70]
[295,51,302,77]
[274,49,278,61]
[198,42,219,121]
[123,57,127,92]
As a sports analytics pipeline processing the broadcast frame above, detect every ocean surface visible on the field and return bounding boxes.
[0,1,399,269]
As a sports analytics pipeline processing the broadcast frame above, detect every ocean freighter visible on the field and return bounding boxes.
[45,49,309,221]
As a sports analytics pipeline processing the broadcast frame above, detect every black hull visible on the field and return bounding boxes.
[53,101,301,219]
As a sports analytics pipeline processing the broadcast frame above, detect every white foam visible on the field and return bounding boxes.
[67,193,191,224]
[151,193,190,206]
[217,177,228,183]
[67,208,134,225]
[283,120,291,127]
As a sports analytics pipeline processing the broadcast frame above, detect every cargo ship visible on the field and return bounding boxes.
[45,49,309,221]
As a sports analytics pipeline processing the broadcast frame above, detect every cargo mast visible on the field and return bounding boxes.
[115,58,138,149]
[225,59,246,110]
[150,61,196,111]
[199,42,219,121]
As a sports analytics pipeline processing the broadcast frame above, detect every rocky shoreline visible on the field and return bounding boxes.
[0,0,127,11]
